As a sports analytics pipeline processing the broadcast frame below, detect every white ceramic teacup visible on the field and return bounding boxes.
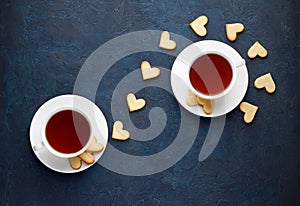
[185,40,245,100]
[33,106,94,158]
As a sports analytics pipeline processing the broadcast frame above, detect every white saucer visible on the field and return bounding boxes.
[29,94,108,173]
[171,40,248,117]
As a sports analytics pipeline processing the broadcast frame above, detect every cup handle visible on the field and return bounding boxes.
[236,59,246,69]
[33,142,45,151]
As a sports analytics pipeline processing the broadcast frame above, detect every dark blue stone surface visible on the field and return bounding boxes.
[1,0,299,205]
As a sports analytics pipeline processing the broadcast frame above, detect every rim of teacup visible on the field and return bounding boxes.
[40,106,93,158]
[186,50,237,100]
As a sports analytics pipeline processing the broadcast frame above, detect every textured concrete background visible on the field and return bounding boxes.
[1,0,299,205]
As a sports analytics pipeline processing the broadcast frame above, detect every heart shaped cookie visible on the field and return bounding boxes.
[69,156,82,170]
[248,41,268,58]
[86,136,104,153]
[225,23,244,41]
[78,152,95,164]
[112,121,130,140]
[140,61,160,80]
[239,102,259,124]
[127,93,146,112]
[186,90,198,106]
[186,95,198,106]
[159,31,176,50]
[186,90,213,114]
[196,96,213,115]
[189,15,208,37]
[254,73,276,94]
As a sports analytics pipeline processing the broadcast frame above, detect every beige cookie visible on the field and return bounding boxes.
[196,96,213,115]
[86,136,104,153]
[189,15,208,37]
[186,95,198,106]
[112,121,130,140]
[69,156,82,170]
[159,31,176,50]
[239,102,259,124]
[225,23,244,41]
[188,89,196,97]
[186,90,198,106]
[78,152,95,164]
[140,61,160,80]
[127,93,146,112]
[254,73,276,94]
[248,41,268,58]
